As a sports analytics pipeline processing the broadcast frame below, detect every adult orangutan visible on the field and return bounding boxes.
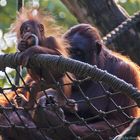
[61,23,140,139]
[27,24,140,140]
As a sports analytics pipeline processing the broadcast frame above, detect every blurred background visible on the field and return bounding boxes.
[0,0,140,87]
[0,0,140,53]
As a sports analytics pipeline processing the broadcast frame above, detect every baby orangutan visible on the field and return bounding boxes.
[12,8,71,109]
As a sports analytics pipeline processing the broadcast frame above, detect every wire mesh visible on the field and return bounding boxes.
[0,53,139,140]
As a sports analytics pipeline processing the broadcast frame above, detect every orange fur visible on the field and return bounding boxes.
[0,89,29,106]
[111,51,140,90]
[11,7,69,57]
[111,51,140,117]
[0,7,71,106]
[64,23,140,118]
[0,91,16,106]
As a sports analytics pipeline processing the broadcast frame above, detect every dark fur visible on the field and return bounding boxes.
[62,24,140,139]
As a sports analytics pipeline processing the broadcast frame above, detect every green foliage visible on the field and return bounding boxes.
[0,68,15,87]
[0,0,16,32]
[118,0,140,15]
[0,0,139,40]
[40,0,78,30]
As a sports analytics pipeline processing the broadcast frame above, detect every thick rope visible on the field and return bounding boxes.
[0,53,140,107]
[103,11,140,46]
